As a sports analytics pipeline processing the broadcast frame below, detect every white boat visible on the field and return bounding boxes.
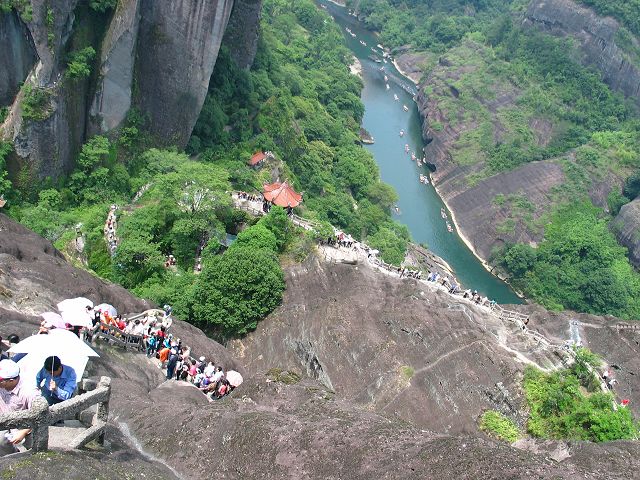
[447,222,453,233]
[393,94,399,101]
[383,58,387,63]
[404,144,410,153]
[419,174,430,184]
[403,105,409,112]
[399,129,404,137]
[384,75,388,82]
[377,44,384,50]
[441,208,447,219]
[351,33,356,37]
[386,84,390,90]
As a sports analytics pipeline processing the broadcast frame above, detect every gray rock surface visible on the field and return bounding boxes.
[134,0,234,146]
[0,217,639,477]
[612,198,640,268]
[524,0,640,105]
[0,10,37,107]
[89,0,141,135]
[222,0,262,69]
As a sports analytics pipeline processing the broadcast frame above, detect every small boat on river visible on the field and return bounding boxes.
[403,104,409,112]
[377,43,384,50]
[393,93,399,101]
[419,174,429,184]
[441,208,447,219]
[386,84,390,90]
[446,221,453,233]
[399,129,404,137]
[404,144,410,153]
[384,75,388,82]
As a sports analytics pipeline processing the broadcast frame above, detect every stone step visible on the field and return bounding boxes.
[47,422,88,450]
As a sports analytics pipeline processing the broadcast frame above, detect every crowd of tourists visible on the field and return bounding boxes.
[105,204,119,256]
[95,305,239,400]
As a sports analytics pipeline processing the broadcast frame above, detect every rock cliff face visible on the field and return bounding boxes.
[2,0,261,180]
[134,0,234,146]
[222,0,262,69]
[88,0,141,135]
[524,0,640,105]
[613,198,640,268]
[415,51,566,262]
[1,216,640,478]
[0,10,37,107]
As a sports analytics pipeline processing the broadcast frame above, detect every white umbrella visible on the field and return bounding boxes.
[57,297,93,312]
[60,309,92,328]
[40,312,67,329]
[226,370,243,388]
[9,330,99,387]
[94,303,117,317]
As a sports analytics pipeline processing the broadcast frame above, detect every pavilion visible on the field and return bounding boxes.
[263,181,302,208]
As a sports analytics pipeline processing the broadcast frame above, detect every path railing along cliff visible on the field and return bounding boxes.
[0,376,111,454]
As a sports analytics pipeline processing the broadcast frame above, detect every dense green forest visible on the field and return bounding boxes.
[352,0,640,320]
[2,0,408,339]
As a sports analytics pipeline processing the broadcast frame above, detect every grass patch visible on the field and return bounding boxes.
[267,367,302,385]
[400,365,415,380]
[479,410,520,443]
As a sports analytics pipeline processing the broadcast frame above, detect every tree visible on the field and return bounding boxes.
[258,206,292,252]
[193,246,285,337]
[234,224,278,252]
[112,237,165,288]
[367,226,408,265]
[77,136,110,171]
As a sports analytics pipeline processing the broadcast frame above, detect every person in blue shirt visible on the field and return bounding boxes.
[35,356,77,405]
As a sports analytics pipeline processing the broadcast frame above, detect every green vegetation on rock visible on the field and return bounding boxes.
[523,363,638,442]
[21,85,53,122]
[66,46,96,79]
[479,410,520,443]
[575,0,640,37]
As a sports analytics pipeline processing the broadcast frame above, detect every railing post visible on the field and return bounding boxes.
[96,376,111,445]
[30,396,50,453]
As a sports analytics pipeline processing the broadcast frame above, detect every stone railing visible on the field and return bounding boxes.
[92,323,144,352]
[0,376,111,453]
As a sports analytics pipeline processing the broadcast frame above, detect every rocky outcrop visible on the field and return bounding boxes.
[222,0,262,69]
[612,198,640,268]
[3,0,263,180]
[1,216,640,478]
[0,10,37,107]
[524,0,640,105]
[88,0,141,135]
[134,0,234,147]
[415,48,566,261]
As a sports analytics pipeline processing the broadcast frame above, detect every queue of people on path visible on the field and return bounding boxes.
[105,204,119,256]
[322,228,498,309]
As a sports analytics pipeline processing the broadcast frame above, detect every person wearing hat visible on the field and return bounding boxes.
[0,359,41,449]
[35,356,77,405]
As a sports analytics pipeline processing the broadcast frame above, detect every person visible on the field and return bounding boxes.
[0,360,42,451]
[166,349,179,380]
[35,356,77,405]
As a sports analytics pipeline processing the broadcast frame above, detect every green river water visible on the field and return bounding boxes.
[321,1,522,304]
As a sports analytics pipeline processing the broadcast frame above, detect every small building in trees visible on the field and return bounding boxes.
[248,151,274,168]
[263,181,302,208]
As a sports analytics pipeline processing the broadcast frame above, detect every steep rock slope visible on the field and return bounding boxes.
[0,10,37,106]
[524,0,640,105]
[415,46,567,261]
[613,198,640,269]
[222,0,263,69]
[88,0,141,135]
[0,215,639,478]
[134,0,234,146]
[2,0,262,180]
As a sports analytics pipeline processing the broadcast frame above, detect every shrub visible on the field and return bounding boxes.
[479,411,520,443]
[21,85,52,122]
[66,47,96,80]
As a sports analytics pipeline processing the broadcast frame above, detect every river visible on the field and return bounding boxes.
[320,1,522,304]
